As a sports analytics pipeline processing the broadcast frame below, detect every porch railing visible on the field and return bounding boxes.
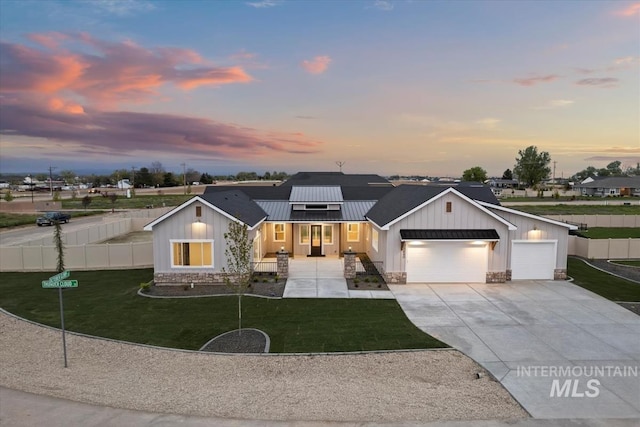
[251,261,278,274]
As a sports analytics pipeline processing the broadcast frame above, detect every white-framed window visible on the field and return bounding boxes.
[299,224,310,244]
[171,240,213,267]
[323,225,333,244]
[372,228,379,252]
[273,223,285,242]
[347,223,359,242]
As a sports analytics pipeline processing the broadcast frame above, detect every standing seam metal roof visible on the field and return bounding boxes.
[289,186,344,203]
[256,200,375,221]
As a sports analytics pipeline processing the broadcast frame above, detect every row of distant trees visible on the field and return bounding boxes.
[10,162,289,188]
[460,145,640,188]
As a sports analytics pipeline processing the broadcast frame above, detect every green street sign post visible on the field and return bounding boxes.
[41,271,77,368]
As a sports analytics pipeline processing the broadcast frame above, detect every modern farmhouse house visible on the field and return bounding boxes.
[144,172,576,285]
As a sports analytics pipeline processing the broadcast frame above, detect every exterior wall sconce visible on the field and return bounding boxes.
[348,246,352,252]
[280,245,285,251]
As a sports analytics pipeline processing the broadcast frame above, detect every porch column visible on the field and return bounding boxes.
[343,250,356,279]
[277,250,289,279]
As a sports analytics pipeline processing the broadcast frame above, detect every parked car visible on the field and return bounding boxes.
[36,211,71,226]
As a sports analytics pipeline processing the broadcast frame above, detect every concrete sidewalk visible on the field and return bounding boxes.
[3,387,638,427]
[391,281,640,419]
[283,257,393,299]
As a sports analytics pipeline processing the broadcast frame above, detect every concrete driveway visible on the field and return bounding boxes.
[390,281,640,419]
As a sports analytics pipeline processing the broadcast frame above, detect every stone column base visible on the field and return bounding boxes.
[486,271,507,283]
[384,272,407,284]
[554,269,567,280]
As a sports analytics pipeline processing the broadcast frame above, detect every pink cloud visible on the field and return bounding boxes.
[0,95,322,158]
[301,55,332,74]
[614,2,640,16]
[512,74,559,87]
[0,33,252,105]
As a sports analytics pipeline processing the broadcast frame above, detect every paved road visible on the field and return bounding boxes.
[0,214,111,246]
[391,281,640,419]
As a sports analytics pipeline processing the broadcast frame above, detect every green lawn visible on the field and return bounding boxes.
[573,228,640,239]
[513,205,640,215]
[0,269,446,352]
[0,211,103,228]
[610,260,640,267]
[568,258,640,301]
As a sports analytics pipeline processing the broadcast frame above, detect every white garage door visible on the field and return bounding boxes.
[406,242,488,283]
[511,241,556,280]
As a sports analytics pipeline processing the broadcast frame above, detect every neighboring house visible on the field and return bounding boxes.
[144,172,576,285]
[117,179,132,190]
[488,178,518,189]
[574,176,640,197]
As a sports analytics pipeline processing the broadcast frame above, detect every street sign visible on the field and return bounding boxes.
[42,280,78,289]
[48,271,70,282]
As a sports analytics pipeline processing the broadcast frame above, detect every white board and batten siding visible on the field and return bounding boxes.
[484,207,570,271]
[152,201,257,273]
[384,193,510,275]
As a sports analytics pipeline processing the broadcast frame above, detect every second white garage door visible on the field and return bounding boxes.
[511,241,557,280]
[406,242,488,283]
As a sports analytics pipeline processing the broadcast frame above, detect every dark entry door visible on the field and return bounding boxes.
[310,225,322,256]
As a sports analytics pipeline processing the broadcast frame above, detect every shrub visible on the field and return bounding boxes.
[3,191,13,202]
[263,278,268,283]
[354,278,360,284]
[53,191,61,201]
[372,277,379,283]
[364,277,370,283]
[139,282,151,292]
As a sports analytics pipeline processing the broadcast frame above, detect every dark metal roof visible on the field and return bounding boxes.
[574,176,640,189]
[289,210,343,222]
[199,190,266,227]
[400,229,500,240]
[203,185,292,200]
[255,200,375,222]
[282,172,392,187]
[366,185,500,227]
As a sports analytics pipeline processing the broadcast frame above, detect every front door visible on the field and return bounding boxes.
[310,225,322,256]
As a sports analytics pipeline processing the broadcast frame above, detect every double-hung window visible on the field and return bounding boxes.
[274,223,285,242]
[171,240,213,267]
[347,223,359,242]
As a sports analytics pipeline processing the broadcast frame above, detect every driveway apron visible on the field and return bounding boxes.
[390,281,640,419]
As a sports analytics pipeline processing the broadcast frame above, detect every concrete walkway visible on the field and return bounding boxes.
[390,281,640,419]
[3,387,637,427]
[283,257,393,299]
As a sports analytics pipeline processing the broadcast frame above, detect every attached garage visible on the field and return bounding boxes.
[401,230,499,283]
[511,240,557,280]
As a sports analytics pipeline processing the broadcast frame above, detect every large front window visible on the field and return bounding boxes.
[323,225,333,244]
[347,223,359,241]
[300,224,310,244]
[274,223,285,241]
[171,240,213,267]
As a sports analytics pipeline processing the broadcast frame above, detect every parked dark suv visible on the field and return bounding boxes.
[36,212,71,226]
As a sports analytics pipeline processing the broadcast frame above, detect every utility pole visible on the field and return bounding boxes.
[49,166,57,197]
[131,166,136,196]
[181,163,186,194]
[336,161,346,172]
[552,161,557,184]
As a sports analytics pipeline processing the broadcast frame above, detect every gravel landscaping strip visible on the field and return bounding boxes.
[0,312,527,423]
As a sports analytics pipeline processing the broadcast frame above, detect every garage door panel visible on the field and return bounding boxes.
[511,241,556,280]
[406,242,488,283]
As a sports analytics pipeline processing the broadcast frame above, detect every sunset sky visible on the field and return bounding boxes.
[0,0,638,177]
